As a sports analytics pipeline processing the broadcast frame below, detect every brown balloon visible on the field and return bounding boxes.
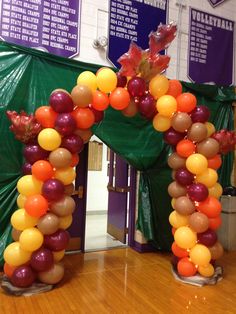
[71,84,93,108]
[209,241,224,260]
[197,138,220,159]
[50,196,76,217]
[188,212,209,233]
[122,99,138,117]
[171,112,192,132]
[171,170,176,180]
[38,262,65,285]
[64,183,75,196]
[168,181,187,198]
[74,128,93,143]
[168,152,186,170]
[175,196,196,215]
[12,228,22,241]
[187,123,208,143]
[37,213,60,235]
[49,148,72,168]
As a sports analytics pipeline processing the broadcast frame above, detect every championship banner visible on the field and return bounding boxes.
[208,0,228,7]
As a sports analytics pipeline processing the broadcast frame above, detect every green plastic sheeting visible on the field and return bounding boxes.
[0,41,235,266]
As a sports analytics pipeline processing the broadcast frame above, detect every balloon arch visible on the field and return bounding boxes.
[2,23,236,289]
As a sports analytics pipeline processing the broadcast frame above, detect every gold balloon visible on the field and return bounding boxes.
[186,153,208,175]
[156,95,177,117]
[19,228,44,252]
[77,71,97,91]
[17,175,42,196]
[96,68,117,93]
[17,194,27,208]
[54,167,76,185]
[4,242,31,267]
[53,250,65,262]
[11,208,38,231]
[205,122,216,137]
[59,215,73,229]
[153,114,171,132]
[198,264,214,277]
[169,211,189,228]
[196,168,218,188]
[38,128,62,151]
[190,244,211,266]
[174,226,197,249]
[149,75,169,99]
[208,183,223,199]
[64,183,75,196]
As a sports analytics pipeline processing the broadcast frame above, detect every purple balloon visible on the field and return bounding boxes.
[198,229,218,247]
[164,128,186,146]
[55,113,77,136]
[191,105,210,123]
[89,105,104,123]
[127,77,146,97]
[22,162,32,175]
[138,93,157,120]
[61,134,84,154]
[23,144,49,164]
[49,90,74,113]
[175,168,194,186]
[44,229,70,251]
[187,183,209,202]
[30,248,54,272]
[11,266,35,288]
[116,72,127,88]
[42,179,65,202]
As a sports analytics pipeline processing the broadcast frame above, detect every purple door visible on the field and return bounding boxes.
[107,151,129,243]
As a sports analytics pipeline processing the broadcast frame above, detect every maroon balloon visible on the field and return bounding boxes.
[127,77,146,97]
[23,144,49,164]
[116,72,127,88]
[55,113,76,136]
[138,93,157,120]
[22,162,32,175]
[11,266,35,288]
[191,105,210,123]
[44,229,70,251]
[30,248,54,272]
[198,229,218,247]
[61,134,84,154]
[89,105,104,123]
[42,179,65,202]
[175,168,194,186]
[187,183,209,202]
[164,128,186,146]
[49,90,74,113]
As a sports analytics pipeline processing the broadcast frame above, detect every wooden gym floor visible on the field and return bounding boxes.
[0,248,236,314]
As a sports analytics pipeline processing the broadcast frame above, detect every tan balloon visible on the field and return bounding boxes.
[11,228,22,241]
[50,195,76,217]
[168,181,187,198]
[175,196,195,215]
[122,99,138,117]
[188,212,209,233]
[64,183,75,196]
[197,138,220,159]
[187,123,208,143]
[38,262,65,285]
[49,148,72,168]
[168,152,186,170]
[37,213,60,235]
[71,84,93,108]
[74,128,93,143]
[209,242,224,260]
[171,112,192,132]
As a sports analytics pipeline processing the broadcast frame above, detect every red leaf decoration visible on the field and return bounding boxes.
[212,129,236,154]
[118,42,143,77]
[6,110,42,143]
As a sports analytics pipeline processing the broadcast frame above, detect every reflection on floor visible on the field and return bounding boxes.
[85,214,126,251]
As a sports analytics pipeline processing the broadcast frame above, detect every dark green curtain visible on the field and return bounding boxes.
[0,41,235,265]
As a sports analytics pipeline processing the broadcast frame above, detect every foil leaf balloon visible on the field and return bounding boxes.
[212,129,236,154]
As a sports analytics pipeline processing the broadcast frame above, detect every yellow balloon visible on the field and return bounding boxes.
[198,264,215,277]
[208,182,223,199]
[38,128,61,151]
[11,208,38,231]
[59,215,73,229]
[196,168,218,188]
[96,68,117,93]
[19,228,44,252]
[153,114,171,132]
[4,242,31,267]
[77,71,97,91]
[186,153,208,175]
[149,75,169,99]
[190,244,211,266]
[17,175,42,196]
[169,211,189,228]
[156,95,177,117]
[171,198,176,209]
[174,226,197,249]
[205,122,216,137]
[17,194,27,208]
[54,167,76,185]
[53,250,65,262]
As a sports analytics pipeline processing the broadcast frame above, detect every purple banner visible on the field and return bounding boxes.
[108,0,168,68]
[208,0,227,7]
[0,0,80,58]
[188,8,234,85]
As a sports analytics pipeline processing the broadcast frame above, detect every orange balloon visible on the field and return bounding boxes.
[72,107,95,129]
[92,90,109,111]
[171,242,189,258]
[71,154,80,167]
[35,106,58,128]
[177,257,197,277]
[32,160,54,181]
[208,215,222,230]
[176,93,197,113]
[198,196,222,218]
[207,154,222,170]
[166,80,182,98]
[109,87,130,110]
[24,194,48,218]
[176,139,196,158]
[4,263,17,278]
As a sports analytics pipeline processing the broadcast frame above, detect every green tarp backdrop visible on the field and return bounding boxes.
[0,41,235,265]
